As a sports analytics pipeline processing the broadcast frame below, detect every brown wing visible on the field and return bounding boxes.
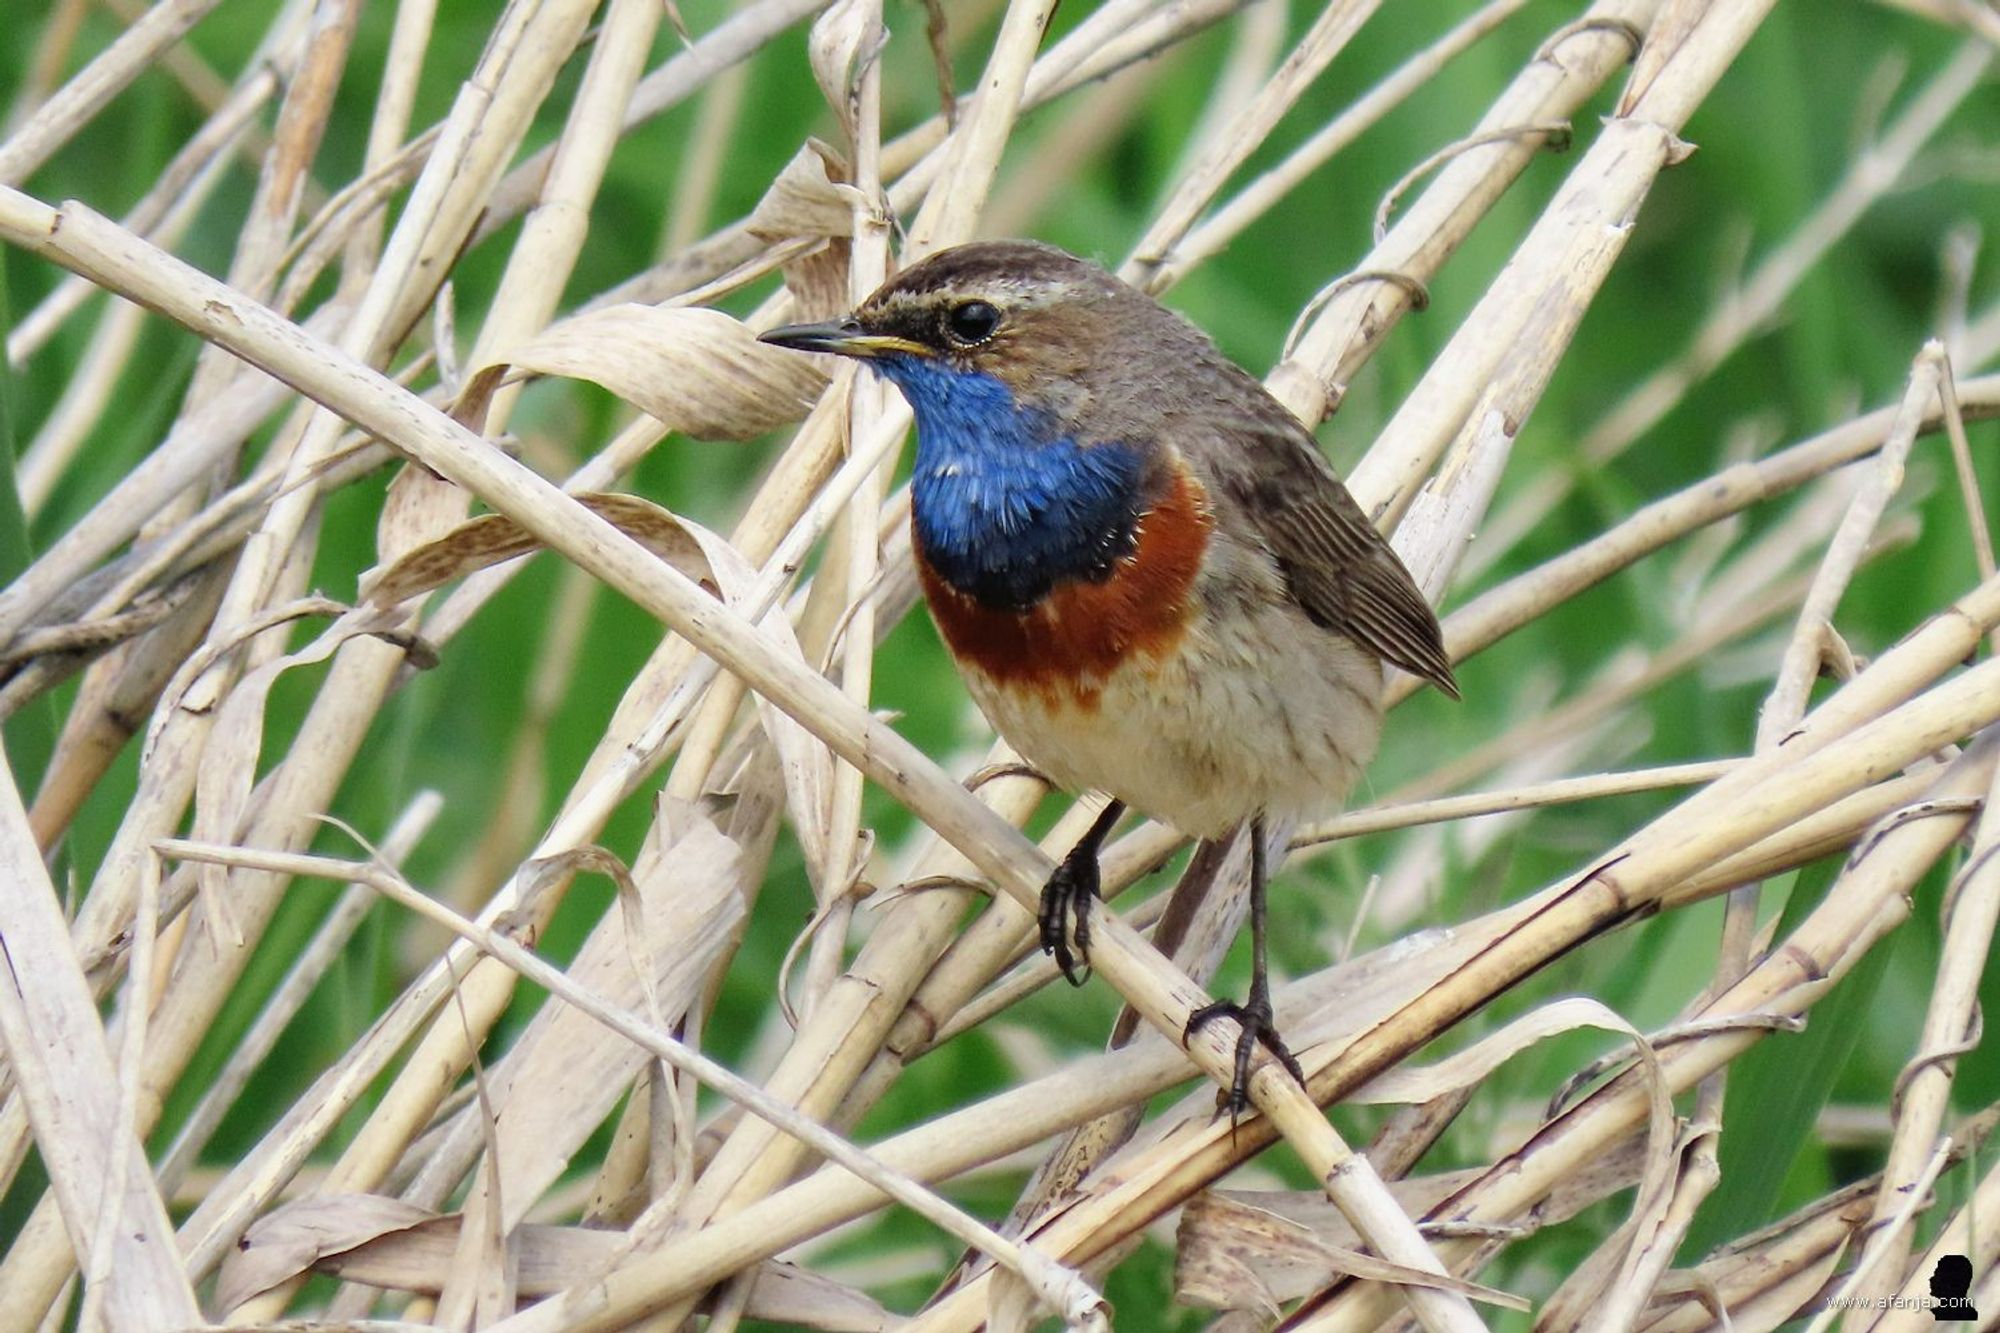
[1198,401,1459,699]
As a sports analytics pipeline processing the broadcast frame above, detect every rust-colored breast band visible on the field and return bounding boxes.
[917,462,1213,705]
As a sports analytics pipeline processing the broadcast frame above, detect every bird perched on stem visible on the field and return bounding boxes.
[762,241,1457,1112]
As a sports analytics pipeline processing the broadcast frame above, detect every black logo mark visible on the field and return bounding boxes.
[1930,1254,1977,1322]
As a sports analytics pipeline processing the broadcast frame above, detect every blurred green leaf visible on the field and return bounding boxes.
[0,259,56,797]
[1682,856,1900,1259]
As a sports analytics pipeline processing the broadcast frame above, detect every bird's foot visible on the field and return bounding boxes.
[1038,847,1100,986]
[1184,992,1305,1121]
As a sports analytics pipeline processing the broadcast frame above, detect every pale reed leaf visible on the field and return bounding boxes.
[215,1193,433,1312]
[468,305,827,440]
[324,1211,899,1330]
[362,492,715,608]
[1175,1194,1530,1314]
[808,0,879,136]
[747,141,861,322]
[747,140,865,243]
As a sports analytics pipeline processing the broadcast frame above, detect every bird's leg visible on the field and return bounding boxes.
[1039,797,1125,985]
[1183,815,1306,1119]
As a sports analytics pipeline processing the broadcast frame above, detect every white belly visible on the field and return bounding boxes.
[960,602,1384,839]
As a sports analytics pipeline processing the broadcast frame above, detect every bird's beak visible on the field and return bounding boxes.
[758,317,931,360]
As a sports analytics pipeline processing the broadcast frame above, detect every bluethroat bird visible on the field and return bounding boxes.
[763,241,1457,1110]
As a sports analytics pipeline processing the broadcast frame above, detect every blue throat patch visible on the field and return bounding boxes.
[879,358,1148,611]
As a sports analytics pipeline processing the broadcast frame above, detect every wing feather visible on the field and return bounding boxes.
[1193,399,1459,699]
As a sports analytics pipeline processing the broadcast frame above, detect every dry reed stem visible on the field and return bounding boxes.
[1637,1165,1955,1331]
[19,5,1440,1320]
[1399,372,2000,710]
[442,751,1947,1329]
[1293,759,1742,848]
[1466,39,1998,577]
[331,414,910,1277]
[1395,560,1831,806]
[394,917,1495,1326]
[221,21,704,1309]
[1812,1142,1955,1333]
[1267,0,1658,428]
[1866,1143,2000,1331]
[157,794,443,1196]
[7,0,91,132]
[1851,747,2000,1312]
[64,17,603,1255]
[1632,338,1956,1328]
[0,0,229,187]
[278,519,822,1312]
[279,419,854,1308]
[1151,0,1533,286]
[12,0,316,504]
[887,13,1808,1315]
[7,36,283,367]
[153,837,1109,1328]
[652,0,1640,1264]
[804,0,892,1024]
[1298,731,2000,1331]
[0,750,198,1327]
[1127,0,1381,270]
[0,0,1989,1327]
[0,0,631,1307]
[99,0,238,116]
[1347,0,1777,528]
[1934,349,2000,623]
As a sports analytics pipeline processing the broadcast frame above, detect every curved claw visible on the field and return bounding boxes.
[1184,996,1305,1121]
[1037,854,1099,986]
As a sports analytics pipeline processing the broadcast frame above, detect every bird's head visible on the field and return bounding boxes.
[759,241,1180,427]
[762,242,1191,608]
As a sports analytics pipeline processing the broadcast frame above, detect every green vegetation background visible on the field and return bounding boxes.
[3,1,1996,1325]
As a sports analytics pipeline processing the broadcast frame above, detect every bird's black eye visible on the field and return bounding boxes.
[944,300,1001,346]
